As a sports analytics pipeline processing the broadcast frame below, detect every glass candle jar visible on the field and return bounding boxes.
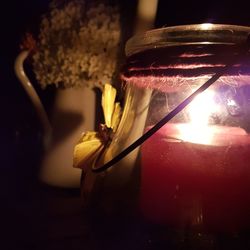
[82,24,250,249]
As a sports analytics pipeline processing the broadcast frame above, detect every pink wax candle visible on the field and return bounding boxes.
[140,123,250,233]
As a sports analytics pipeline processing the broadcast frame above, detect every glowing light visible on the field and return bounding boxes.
[188,90,219,126]
[227,99,237,107]
[178,90,220,144]
[177,124,216,145]
[200,23,214,30]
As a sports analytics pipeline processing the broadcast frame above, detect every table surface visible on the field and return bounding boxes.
[1,181,94,250]
[3,179,250,250]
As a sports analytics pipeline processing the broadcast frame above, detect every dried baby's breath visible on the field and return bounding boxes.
[32,0,121,89]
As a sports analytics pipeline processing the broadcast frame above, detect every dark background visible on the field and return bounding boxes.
[1,0,250,249]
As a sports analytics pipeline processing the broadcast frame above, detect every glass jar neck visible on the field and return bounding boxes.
[123,43,250,78]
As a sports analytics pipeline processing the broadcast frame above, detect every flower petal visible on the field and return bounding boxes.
[102,83,116,128]
[111,102,121,131]
[73,131,103,170]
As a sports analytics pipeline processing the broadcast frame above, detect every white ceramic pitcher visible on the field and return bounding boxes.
[15,50,96,188]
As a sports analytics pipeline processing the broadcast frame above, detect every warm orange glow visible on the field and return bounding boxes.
[178,90,220,144]
[188,90,219,126]
[177,124,217,145]
[200,23,214,30]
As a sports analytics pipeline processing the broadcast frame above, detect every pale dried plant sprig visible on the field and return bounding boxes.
[32,0,121,89]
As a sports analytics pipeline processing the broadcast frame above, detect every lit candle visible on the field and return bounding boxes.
[140,89,250,232]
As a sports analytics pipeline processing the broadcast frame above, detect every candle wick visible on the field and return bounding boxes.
[93,36,250,172]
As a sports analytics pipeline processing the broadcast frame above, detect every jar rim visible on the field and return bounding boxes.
[125,23,250,57]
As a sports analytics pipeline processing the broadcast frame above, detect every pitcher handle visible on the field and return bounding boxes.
[14,50,52,146]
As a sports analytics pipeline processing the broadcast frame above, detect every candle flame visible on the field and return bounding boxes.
[188,90,218,126]
[179,90,220,144]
